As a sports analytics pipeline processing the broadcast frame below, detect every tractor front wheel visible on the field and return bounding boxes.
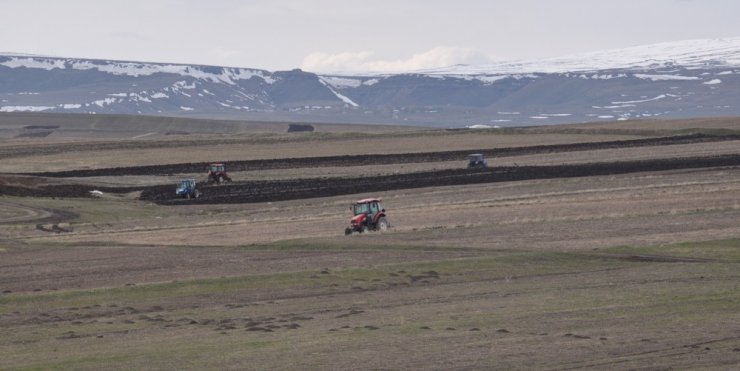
[344,228,352,235]
[361,225,369,233]
[218,175,224,183]
[194,190,201,199]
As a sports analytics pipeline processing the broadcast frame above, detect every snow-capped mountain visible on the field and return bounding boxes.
[2,38,740,127]
[402,38,740,76]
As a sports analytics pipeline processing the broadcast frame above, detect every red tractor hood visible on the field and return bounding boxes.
[351,213,366,225]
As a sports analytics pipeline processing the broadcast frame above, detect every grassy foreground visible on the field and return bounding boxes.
[2,239,739,370]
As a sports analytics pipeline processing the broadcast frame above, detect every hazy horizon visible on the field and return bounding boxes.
[2,0,740,73]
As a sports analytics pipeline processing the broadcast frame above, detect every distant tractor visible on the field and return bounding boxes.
[467,153,488,169]
[175,179,200,199]
[207,163,232,184]
[344,198,390,235]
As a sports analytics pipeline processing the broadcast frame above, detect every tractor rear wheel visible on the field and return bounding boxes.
[194,190,200,199]
[377,217,389,232]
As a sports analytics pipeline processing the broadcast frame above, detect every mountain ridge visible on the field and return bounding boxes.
[2,38,739,127]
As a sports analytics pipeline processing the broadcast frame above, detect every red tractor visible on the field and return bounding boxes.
[344,198,390,235]
[207,163,232,184]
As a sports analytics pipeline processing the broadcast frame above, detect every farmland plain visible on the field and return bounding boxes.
[1,115,739,370]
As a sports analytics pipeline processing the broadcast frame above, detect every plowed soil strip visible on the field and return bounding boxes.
[30,134,740,177]
[5,154,739,204]
[141,154,740,205]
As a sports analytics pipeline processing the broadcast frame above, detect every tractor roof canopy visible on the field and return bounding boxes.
[355,198,381,204]
[352,198,383,215]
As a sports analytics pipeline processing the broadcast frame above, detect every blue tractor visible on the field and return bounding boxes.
[467,153,488,169]
[175,179,200,199]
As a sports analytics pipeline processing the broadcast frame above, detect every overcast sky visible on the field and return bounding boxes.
[2,0,739,73]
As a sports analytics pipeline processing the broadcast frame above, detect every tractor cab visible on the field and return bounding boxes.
[345,198,389,235]
[175,179,200,199]
[207,163,231,183]
[352,198,383,216]
[467,153,488,169]
[209,163,225,173]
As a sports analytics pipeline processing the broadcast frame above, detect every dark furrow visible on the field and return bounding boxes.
[29,134,740,178]
[144,154,740,205]
[4,154,739,204]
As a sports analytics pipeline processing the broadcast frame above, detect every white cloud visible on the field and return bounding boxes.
[300,46,496,74]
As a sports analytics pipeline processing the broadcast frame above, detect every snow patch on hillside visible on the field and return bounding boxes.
[576,73,627,80]
[0,56,276,85]
[612,94,667,105]
[91,97,118,107]
[0,105,55,112]
[704,79,722,85]
[130,93,151,103]
[318,79,359,107]
[470,75,509,84]
[425,73,535,84]
[320,76,362,89]
[173,81,197,90]
[634,74,699,81]
[1,57,65,70]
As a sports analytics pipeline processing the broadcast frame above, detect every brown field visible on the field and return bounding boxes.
[1,115,740,370]
[1,131,646,173]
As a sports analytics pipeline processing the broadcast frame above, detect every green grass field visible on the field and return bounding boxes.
[2,239,739,370]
